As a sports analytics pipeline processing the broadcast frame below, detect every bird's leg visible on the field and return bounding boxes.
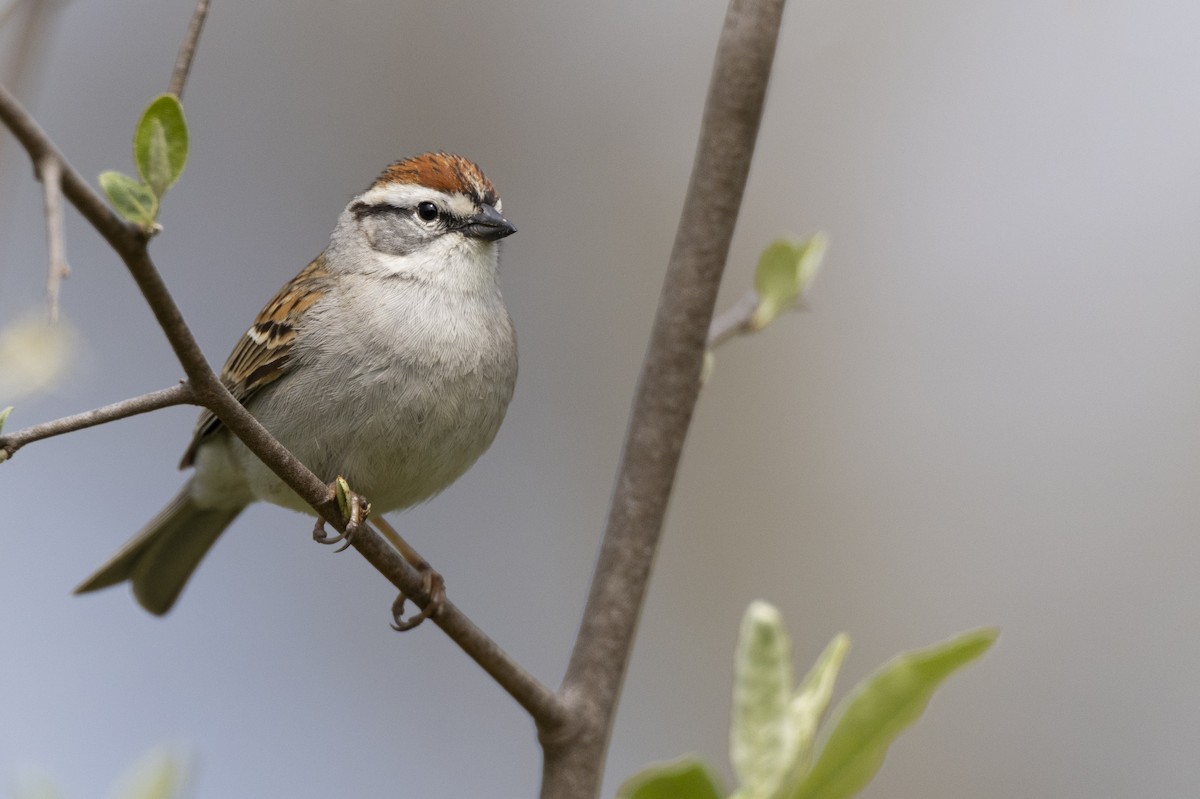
[373,514,446,631]
[312,476,370,553]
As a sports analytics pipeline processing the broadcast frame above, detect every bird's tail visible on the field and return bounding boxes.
[75,484,244,615]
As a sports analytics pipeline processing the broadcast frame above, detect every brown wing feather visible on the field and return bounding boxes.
[180,254,333,468]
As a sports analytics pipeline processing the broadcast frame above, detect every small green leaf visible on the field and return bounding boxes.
[751,233,828,330]
[731,601,794,796]
[0,406,12,435]
[617,756,725,799]
[776,634,850,793]
[134,94,188,196]
[789,628,998,799]
[143,118,172,197]
[99,171,158,226]
[335,475,352,520]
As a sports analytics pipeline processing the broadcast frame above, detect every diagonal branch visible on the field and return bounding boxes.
[541,0,789,794]
[0,383,195,462]
[0,79,565,728]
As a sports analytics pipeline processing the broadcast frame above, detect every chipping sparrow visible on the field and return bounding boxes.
[76,152,518,615]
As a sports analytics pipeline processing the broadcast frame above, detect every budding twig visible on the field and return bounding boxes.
[168,0,210,99]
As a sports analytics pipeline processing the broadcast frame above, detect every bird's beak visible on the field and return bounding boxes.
[461,204,517,241]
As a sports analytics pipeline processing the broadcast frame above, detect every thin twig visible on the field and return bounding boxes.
[0,77,565,729]
[38,154,69,321]
[0,383,195,463]
[168,0,210,99]
[707,288,760,349]
[541,0,789,795]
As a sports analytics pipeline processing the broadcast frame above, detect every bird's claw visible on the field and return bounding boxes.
[390,567,446,632]
[312,479,370,552]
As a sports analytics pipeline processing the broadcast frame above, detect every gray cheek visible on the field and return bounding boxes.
[362,216,422,257]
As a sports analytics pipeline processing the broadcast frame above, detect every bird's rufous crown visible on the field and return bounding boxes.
[370,152,498,206]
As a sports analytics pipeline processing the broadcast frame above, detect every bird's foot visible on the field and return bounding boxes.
[391,566,446,632]
[312,476,370,553]
[372,513,445,631]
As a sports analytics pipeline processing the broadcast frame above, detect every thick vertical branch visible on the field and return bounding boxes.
[541,0,788,795]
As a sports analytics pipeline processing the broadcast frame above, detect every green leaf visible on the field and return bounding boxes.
[789,628,998,799]
[617,756,725,799]
[143,118,172,198]
[731,601,794,796]
[776,633,850,793]
[751,233,828,330]
[98,171,158,227]
[0,406,11,435]
[134,94,188,197]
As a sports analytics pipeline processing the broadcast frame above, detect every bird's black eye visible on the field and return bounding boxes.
[417,201,439,222]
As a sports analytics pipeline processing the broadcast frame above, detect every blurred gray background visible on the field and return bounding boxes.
[3,0,1199,796]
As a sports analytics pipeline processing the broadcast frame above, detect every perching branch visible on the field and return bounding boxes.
[37,154,69,321]
[168,0,210,99]
[0,78,564,729]
[542,0,789,795]
[0,383,194,463]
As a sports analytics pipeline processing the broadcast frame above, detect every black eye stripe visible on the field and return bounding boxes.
[351,201,460,221]
[350,201,405,220]
[351,200,474,232]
